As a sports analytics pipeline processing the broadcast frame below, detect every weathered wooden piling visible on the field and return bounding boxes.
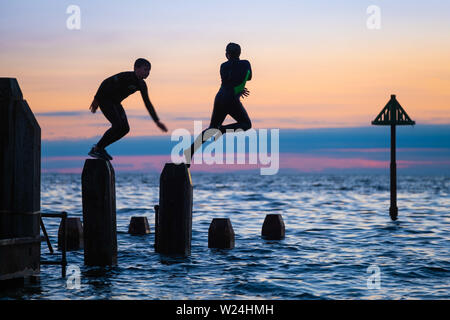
[128,216,150,235]
[0,78,41,281]
[58,217,83,251]
[154,205,160,250]
[261,214,285,240]
[208,218,235,249]
[155,163,192,256]
[82,159,117,266]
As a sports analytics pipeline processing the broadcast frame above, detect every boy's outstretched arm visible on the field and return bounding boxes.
[139,81,168,132]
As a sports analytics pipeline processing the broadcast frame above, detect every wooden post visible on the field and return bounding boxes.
[261,214,285,240]
[154,205,159,250]
[208,218,235,249]
[58,217,83,251]
[128,217,150,235]
[0,78,41,281]
[40,215,53,254]
[155,163,192,256]
[61,212,67,278]
[82,159,117,266]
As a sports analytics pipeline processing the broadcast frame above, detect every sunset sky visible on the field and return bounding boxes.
[1,0,449,173]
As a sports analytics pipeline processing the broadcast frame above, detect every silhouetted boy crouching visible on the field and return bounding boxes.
[89,58,167,160]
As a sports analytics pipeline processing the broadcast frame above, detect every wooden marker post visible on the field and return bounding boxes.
[372,95,415,221]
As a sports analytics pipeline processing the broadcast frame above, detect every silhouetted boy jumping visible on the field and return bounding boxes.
[184,43,252,165]
[89,58,167,160]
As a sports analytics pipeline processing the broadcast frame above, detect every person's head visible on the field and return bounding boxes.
[134,58,151,80]
[225,43,241,60]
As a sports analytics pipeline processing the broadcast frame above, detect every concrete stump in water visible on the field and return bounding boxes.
[261,214,285,240]
[155,163,193,256]
[208,218,235,249]
[58,217,83,251]
[82,159,117,266]
[128,216,150,235]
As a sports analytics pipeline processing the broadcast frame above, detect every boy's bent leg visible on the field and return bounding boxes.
[185,127,221,163]
[97,102,130,150]
[185,98,227,163]
[219,99,251,132]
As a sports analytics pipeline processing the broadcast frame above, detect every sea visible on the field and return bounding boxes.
[1,172,449,300]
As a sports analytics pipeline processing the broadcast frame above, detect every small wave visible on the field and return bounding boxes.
[117,208,152,214]
[418,266,450,276]
[293,292,324,300]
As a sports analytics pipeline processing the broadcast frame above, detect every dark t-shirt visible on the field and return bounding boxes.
[94,71,159,121]
[219,59,252,96]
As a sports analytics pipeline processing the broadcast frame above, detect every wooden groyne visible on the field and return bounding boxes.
[0,78,41,281]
